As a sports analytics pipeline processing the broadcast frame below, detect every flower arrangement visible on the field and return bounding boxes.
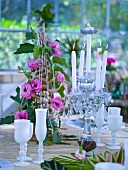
[0,3,71,143]
[106,57,118,72]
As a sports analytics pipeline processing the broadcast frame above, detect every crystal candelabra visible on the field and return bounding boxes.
[64,72,111,141]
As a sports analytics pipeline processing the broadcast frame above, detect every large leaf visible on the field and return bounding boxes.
[33,45,42,59]
[52,57,70,68]
[10,87,21,104]
[41,159,68,170]
[14,43,34,54]
[52,132,70,145]
[25,32,36,40]
[31,3,55,23]
[54,65,71,82]
[0,116,14,125]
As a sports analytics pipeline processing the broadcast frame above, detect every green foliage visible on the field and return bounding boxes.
[10,87,21,104]
[18,66,32,79]
[41,159,68,170]
[31,3,55,24]
[33,45,42,59]
[52,57,70,68]
[0,116,14,125]
[14,43,34,54]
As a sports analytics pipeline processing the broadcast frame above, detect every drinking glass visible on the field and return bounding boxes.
[13,119,30,166]
[33,108,47,164]
[106,116,122,150]
[94,162,124,170]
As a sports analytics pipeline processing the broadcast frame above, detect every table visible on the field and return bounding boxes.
[0,123,128,170]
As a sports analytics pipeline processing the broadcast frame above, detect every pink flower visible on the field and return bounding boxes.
[14,110,29,120]
[107,57,116,65]
[50,96,64,110]
[31,79,42,93]
[21,83,32,99]
[93,51,102,59]
[56,71,66,83]
[28,59,41,70]
[125,93,128,99]
[48,40,61,57]
[75,150,86,160]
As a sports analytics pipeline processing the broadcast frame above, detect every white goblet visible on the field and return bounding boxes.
[108,107,121,117]
[13,119,30,166]
[106,107,121,146]
[16,122,33,161]
[124,140,128,169]
[106,116,122,150]
[0,94,4,139]
[33,108,47,164]
[95,105,105,146]
[94,162,124,170]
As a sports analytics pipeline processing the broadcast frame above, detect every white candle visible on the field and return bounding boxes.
[78,50,85,77]
[71,50,76,92]
[100,50,108,88]
[96,48,102,90]
[86,33,91,72]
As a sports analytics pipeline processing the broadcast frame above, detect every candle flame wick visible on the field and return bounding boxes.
[82,44,85,50]
[99,41,102,47]
[87,23,91,28]
[106,44,108,50]
[73,43,75,50]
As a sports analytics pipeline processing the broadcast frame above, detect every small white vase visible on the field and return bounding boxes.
[33,108,47,164]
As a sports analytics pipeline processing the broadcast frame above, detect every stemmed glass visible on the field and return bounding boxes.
[0,94,4,139]
[33,108,47,164]
[95,105,105,146]
[106,116,122,150]
[16,122,33,161]
[106,107,121,145]
[13,119,30,166]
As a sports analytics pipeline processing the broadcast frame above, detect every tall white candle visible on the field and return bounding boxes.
[71,50,76,92]
[86,33,91,72]
[100,50,108,88]
[78,50,85,77]
[96,48,102,90]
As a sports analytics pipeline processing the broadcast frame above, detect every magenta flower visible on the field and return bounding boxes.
[93,51,102,59]
[75,150,86,160]
[14,110,29,120]
[107,57,116,65]
[21,83,32,99]
[125,93,128,99]
[50,96,64,110]
[56,71,66,83]
[28,59,41,70]
[48,40,61,57]
[31,79,42,93]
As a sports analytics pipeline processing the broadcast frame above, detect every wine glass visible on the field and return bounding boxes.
[106,107,121,145]
[106,116,122,150]
[33,108,47,164]
[95,105,105,146]
[13,119,30,166]
[16,122,33,161]
[0,94,4,139]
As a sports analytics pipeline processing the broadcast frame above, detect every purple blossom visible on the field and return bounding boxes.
[50,96,64,110]
[28,59,41,70]
[56,71,66,83]
[21,83,32,99]
[14,110,29,120]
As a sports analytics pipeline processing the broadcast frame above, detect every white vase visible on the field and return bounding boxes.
[33,108,47,164]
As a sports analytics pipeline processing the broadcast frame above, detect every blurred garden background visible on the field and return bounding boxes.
[1,0,128,118]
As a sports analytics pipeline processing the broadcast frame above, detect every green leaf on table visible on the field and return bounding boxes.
[44,140,54,146]
[10,87,21,104]
[14,43,34,54]
[52,132,70,145]
[54,65,71,82]
[0,116,14,125]
[52,57,70,68]
[41,159,68,170]
[33,45,42,59]
[98,49,105,55]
